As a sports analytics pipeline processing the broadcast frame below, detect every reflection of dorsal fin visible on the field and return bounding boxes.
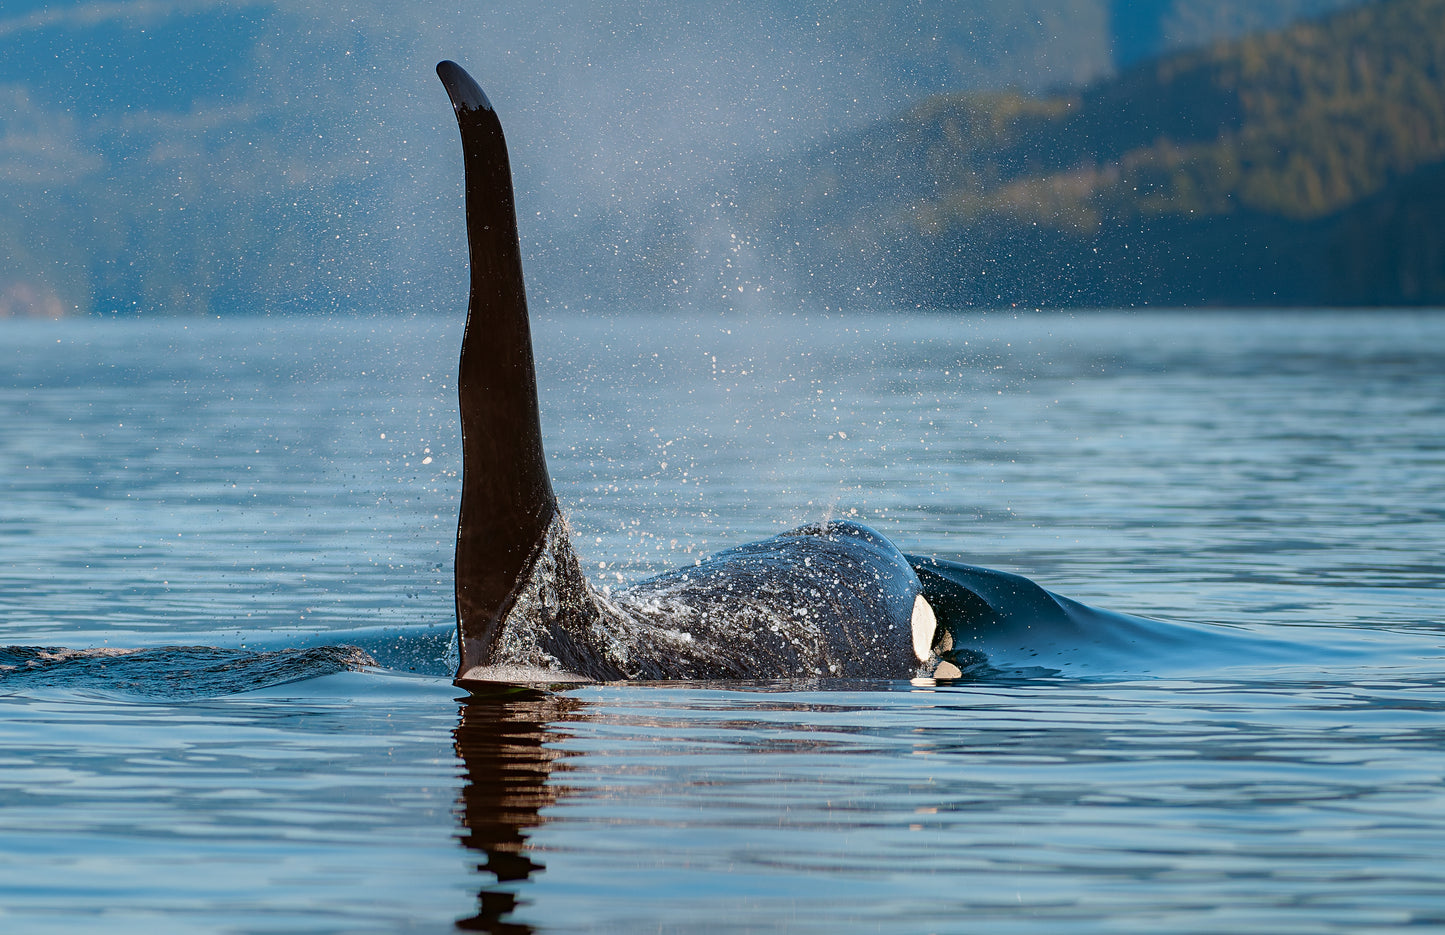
[437,61,557,675]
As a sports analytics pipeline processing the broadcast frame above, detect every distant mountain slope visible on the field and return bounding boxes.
[726,0,1445,307]
[0,0,1389,316]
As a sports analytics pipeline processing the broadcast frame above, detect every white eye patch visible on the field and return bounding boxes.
[910,594,938,662]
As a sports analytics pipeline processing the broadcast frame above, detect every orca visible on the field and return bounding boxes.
[438,61,940,686]
[435,61,1298,689]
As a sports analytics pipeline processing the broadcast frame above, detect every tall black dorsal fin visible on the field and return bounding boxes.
[437,61,557,675]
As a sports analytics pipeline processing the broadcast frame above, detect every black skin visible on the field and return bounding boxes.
[437,61,557,673]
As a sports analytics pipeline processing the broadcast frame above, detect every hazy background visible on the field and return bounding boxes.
[0,0,1416,316]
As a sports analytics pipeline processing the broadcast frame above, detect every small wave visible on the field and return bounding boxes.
[0,644,376,699]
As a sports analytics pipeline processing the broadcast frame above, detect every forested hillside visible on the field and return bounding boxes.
[1,0,1425,315]
[731,0,1445,307]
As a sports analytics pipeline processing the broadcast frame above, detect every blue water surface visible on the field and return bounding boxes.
[2,309,1443,933]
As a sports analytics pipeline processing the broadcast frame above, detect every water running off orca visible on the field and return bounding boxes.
[435,60,1295,689]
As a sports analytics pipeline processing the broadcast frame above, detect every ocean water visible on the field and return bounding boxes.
[2,309,1443,933]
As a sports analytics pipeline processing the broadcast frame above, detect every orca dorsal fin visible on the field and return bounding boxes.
[437,61,557,675]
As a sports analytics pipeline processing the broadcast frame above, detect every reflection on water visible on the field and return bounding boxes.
[472,678,1445,934]
[5,671,1445,933]
[454,690,584,934]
